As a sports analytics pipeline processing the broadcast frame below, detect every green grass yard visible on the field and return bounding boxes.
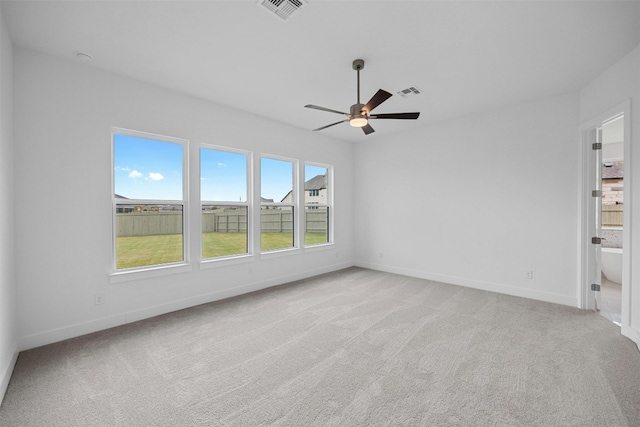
[117,232,328,269]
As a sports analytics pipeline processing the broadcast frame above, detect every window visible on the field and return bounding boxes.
[261,157,296,252]
[112,129,187,270]
[304,163,331,246]
[201,146,250,259]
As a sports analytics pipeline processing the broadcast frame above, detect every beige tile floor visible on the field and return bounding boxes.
[599,273,621,325]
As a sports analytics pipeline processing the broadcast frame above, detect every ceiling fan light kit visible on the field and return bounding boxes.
[305,59,420,135]
[349,104,367,128]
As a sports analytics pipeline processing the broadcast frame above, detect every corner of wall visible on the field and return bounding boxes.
[0,343,18,405]
[0,2,18,406]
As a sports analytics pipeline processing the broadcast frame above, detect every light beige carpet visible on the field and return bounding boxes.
[1,267,639,426]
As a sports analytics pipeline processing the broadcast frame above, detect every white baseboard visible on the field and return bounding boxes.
[621,325,640,353]
[355,261,579,308]
[17,260,584,353]
[18,261,354,352]
[122,261,354,325]
[0,341,19,406]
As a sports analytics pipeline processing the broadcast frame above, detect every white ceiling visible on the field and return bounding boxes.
[3,0,640,143]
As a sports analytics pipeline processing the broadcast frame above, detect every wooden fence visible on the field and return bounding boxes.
[116,208,328,237]
[116,211,182,237]
[260,209,294,233]
[202,210,248,233]
[602,204,623,227]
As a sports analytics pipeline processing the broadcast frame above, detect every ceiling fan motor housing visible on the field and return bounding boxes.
[350,103,366,118]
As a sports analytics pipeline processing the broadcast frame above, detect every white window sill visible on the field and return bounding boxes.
[200,254,255,269]
[303,242,334,253]
[109,263,193,284]
[260,247,301,260]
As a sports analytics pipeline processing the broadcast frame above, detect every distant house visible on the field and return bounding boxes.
[114,194,134,213]
[602,160,623,205]
[114,194,166,213]
[259,196,277,209]
[280,174,327,205]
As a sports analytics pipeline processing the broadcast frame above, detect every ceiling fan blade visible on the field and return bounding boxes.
[305,104,350,116]
[363,89,392,113]
[362,123,375,135]
[370,112,421,120]
[313,119,349,131]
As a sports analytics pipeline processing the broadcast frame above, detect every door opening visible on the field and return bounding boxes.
[598,114,624,326]
[581,103,629,329]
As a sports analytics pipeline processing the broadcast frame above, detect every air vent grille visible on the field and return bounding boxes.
[397,86,422,98]
[259,0,306,21]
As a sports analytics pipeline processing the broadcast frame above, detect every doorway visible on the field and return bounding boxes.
[598,114,624,325]
[580,101,630,330]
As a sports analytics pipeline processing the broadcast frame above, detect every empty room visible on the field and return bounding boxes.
[1,1,640,425]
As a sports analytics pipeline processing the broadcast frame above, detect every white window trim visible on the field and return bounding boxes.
[110,127,190,278]
[110,263,193,284]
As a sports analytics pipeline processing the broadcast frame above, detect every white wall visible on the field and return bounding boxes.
[354,93,580,306]
[0,6,17,403]
[580,44,640,346]
[13,48,354,350]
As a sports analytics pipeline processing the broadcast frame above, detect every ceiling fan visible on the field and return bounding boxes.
[305,59,420,135]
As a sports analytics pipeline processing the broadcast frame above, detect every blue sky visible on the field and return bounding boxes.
[114,134,183,200]
[201,148,247,202]
[261,157,292,202]
[114,133,327,202]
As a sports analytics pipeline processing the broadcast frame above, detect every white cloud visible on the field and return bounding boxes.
[128,170,143,179]
[116,166,132,172]
[217,162,227,168]
[147,172,164,181]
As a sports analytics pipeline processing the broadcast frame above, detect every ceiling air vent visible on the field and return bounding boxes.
[397,86,422,98]
[258,0,306,21]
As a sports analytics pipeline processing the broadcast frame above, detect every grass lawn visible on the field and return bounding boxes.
[117,232,329,268]
[116,234,183,269]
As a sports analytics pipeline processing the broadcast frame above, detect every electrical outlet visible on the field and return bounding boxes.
[94,294,104,305]
[525,271,534,280]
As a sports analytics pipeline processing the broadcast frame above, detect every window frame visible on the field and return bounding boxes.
[200,144,253,264]
[260,154,299,255]
[110,127,191,282]
[304,162,333,248]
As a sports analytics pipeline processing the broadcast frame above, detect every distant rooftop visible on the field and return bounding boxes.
[305,174,326,190]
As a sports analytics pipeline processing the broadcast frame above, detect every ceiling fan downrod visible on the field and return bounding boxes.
[353,59,365,105]
[351,59,367,127]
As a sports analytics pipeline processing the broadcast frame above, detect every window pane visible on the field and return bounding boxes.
[114,134,183,200]
[261,206,293,251]
[304,164,329,246]
[261,157,294,251]
[200,148,247,202]
[115,204,183,269]
[113,130,186,272]
[261,158,293,204]
[202,206,248,259]
[305,206,329,245]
